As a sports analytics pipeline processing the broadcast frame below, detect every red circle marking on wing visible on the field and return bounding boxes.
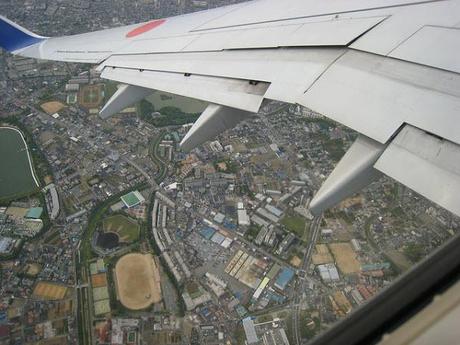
[126,19,166,38]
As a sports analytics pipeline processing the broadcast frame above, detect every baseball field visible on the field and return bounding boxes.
[102,215,139,242]
[40,101,65,115]
[114,253,161,310]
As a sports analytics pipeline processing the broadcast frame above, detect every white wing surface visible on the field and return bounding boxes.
[1,0,459,216]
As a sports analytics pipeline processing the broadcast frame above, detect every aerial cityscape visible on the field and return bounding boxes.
[0,1,459,345]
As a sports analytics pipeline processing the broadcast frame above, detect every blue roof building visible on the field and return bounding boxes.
[223,221,237,230]
[200,227,216,240]
[0,312,7,324]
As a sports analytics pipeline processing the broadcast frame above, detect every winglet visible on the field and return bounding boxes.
[0,15,46,53]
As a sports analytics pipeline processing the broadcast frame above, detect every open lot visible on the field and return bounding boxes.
[282,214,307,238]
[47,300,73,319]
[33,281,68,300]
[40,101,65,115]
[290,255,302,267]
[38,335,68,345]
[102,215,139,242]
[329,243,361,274]
[148,331,182,345]
[338,195,364,209]
[385,249,412,272]
[114,253,161,310]
[6,207,28,218]
[0,127,39,199]
[312,244,334,265]
[24,263,42,277]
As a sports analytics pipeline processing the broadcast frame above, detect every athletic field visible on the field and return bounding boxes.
[79,84,104,108]
[102,215,139,242]
[40,101,65,115]
[114,253,161,310]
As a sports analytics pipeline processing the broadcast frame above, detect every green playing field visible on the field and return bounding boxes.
[102,215,140,242]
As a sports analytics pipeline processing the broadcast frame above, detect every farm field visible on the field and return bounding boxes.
[102,214,139,243]
[33,281,68,300]
[0,127,39,200]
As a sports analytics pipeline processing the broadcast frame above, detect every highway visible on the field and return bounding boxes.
[292,214,322,345]
[149,131,168,184]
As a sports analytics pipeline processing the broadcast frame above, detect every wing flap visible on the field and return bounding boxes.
[374,125,460,216]
[100,67,269,112]
[299,50,460,146]
[102,48,344,104]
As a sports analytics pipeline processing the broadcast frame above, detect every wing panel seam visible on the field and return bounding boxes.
[190,0,446,33]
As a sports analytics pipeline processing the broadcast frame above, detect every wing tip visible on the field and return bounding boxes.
[0,15,46,53]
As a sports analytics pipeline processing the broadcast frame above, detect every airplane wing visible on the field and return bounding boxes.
[1,0,460,216]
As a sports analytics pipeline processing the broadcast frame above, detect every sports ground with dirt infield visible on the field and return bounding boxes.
[114,253,161,310]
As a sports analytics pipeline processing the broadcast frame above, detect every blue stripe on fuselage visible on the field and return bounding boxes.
[0,17,44,52]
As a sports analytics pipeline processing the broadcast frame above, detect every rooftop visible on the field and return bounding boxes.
[274,267,295,290]
[200,227,216,240]
[242,318,259,345]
